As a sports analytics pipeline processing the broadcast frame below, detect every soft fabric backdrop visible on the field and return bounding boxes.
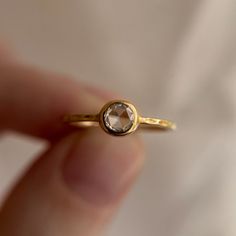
[0,0,235,235]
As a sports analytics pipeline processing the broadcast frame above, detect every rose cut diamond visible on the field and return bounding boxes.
[104,103,135,133]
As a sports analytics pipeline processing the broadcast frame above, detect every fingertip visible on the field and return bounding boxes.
[63,129,145,206]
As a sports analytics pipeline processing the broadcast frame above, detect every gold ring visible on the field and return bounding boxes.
[64,100,176,136]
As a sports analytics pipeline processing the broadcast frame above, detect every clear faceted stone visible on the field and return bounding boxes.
[104,103,135,133]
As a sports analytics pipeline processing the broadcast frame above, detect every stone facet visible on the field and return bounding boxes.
[103,103,135,133]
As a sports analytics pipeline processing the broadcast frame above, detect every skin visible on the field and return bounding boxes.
[0,45,145,236]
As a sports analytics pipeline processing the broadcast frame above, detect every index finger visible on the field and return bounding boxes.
[0,62,106,140]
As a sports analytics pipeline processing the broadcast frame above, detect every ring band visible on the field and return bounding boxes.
[64,100,176,136]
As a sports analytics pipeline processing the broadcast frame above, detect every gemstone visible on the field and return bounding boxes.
[103,103,135,133]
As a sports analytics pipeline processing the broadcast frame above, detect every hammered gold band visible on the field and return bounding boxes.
[64,115,175,129]
[64,100,176,136]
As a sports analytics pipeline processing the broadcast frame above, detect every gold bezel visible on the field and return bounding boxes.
[99,100,139,136]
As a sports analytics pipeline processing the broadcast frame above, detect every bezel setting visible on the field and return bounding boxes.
[99,100,139,136]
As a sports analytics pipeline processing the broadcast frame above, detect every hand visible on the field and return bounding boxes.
[0,45,145,236]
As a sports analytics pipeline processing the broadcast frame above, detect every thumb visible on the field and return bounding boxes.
[0,130,144,236]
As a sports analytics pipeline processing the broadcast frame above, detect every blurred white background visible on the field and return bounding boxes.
[0,0,236,235]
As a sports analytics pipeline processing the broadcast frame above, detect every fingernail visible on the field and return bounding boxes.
[63,130,143,206]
